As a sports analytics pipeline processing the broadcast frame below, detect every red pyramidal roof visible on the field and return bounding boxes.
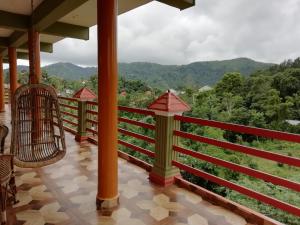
[148,90,190,112]
[73,87,97,100]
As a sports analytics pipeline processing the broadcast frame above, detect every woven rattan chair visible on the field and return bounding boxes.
[0,125,16,225]
[10,84,66,168]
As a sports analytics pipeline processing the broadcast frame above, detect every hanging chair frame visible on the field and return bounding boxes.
[10,84,66,168]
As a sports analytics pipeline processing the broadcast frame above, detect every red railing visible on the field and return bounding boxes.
[173,115,300,217]
[85,101,156,164]
[58,96,78,134]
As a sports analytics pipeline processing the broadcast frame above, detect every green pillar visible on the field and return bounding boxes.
[75,100,88,142]
[148,90,190,186]
[149,113,181,186]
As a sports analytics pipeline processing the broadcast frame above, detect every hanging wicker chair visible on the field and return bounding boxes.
[10,84,66,168]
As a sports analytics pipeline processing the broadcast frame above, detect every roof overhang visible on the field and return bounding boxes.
[0,0,195,59]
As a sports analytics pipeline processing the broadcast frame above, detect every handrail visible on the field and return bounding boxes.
[118,117,155,130]
[61,110,78,119]
[59,103,78,111]
[118,140,155,158]
[174,130,300,167]
[118,106,155,116]
[175,115,300,143]
[118,128,155,144]
[172,160,300,217]
[173,145,300,192]
[58,96,78,102]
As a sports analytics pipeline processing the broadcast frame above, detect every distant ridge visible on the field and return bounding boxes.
[4,58,274,89]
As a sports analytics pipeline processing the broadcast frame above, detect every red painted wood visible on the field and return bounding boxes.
[118,128,155,144]
[173,145,300,192]
[118,140,155,158]
[172,161,300,217]
[62,118,78,127]
[58,96,78,102]
[61,110,78,119]
[174,130,300,167]
[118,117,155,130]
[86,101,99,106]
[87,118,98,125]
[59,103,78,111]
[175,115,300,143]
[118,106,155,116]
[86,109,98,116]
[87,127,97,135]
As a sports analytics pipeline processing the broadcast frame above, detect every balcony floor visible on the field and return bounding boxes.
[1,106,249,225]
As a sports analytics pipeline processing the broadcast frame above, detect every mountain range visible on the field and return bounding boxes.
[4,58,273,89]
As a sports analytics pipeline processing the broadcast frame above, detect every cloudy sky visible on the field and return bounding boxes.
[20,0,300,66]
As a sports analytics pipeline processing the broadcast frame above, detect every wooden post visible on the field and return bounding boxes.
[0,56,5,112]
[28,28,41,84]
[8,47,17,97]
[96,0,119,211]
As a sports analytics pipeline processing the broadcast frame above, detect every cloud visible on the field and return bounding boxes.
[28,0,300,66]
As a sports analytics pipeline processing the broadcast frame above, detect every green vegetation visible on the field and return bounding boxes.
[11,57,300,224]
[5,57,272,89]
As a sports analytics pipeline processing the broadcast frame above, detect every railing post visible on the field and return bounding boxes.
[148,90,190,186]
[75,99,88,142]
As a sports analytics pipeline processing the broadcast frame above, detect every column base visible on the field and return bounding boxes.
[75,135,88,142]
[149,172,181,187]
[96,195,119,214]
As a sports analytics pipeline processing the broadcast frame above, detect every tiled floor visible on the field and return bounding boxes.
[1,106,249,225]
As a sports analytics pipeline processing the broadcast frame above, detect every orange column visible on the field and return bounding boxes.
[8,47,18,97]
[28,28,41,84]
[0,56,5,112]
[96,0,119,211]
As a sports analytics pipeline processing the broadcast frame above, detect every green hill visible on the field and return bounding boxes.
[5,58,273,89]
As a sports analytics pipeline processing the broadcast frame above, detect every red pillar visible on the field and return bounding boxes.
[0,56,5,112]
[96,0,119,211]
[28,28,41,84]
[8,47,17,97]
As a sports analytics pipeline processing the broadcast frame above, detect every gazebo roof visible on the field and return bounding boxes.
[73,87,97,100]
[0,0,195,63]
[148,90,190,112]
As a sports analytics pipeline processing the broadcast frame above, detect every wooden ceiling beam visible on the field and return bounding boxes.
[0,10,30,31]
[43,22,89,40]
[1,0,90,55]
[19,42,53,53]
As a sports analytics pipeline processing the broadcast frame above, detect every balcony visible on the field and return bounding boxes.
[1,104,252,225]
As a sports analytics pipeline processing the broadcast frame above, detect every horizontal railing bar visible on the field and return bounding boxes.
[174,130,300,167]
[61,111,78,119]
[118,128,155,144]
[172,161,300,217]
[59,103,78,111]
[86,119,98,124]
[118,106,155,116]
[58,96,78,102]
[86,109,98,115]
[175,115,300,143]
[118,139,155,158]
[54,121,77,135]
[86,101,98,106]
[174,145,300,192]
[62,118,78,127]
[87,127,97,135]
[118,117,155,130]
